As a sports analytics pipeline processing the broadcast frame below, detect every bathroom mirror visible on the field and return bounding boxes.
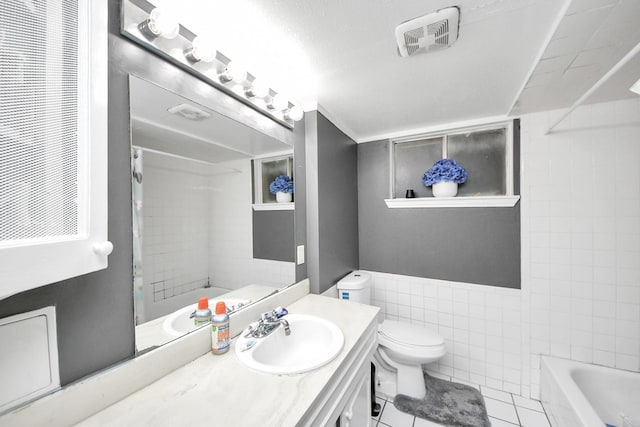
[129,75,297,354]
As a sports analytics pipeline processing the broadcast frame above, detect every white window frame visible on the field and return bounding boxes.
[385,120,520,208]
[251,151,294,210]
[0,0,109,299]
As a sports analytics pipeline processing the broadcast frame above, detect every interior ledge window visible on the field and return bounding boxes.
[391,121,517,199]
[253,154,294,204]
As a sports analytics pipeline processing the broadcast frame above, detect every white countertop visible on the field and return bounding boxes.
[76,294,379,427]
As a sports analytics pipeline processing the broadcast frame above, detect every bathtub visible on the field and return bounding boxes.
[541,356,640,427]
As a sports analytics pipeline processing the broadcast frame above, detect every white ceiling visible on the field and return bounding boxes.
[130,76,292,162]
[514,0,640,114]
[152,0,640,142]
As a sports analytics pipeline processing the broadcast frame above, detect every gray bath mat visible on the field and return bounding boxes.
[393,372,490,427]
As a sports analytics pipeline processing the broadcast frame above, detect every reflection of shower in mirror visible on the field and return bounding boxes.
[129,75,297,355]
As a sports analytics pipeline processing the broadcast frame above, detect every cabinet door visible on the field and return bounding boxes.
[339,368,372,427]
[0,0,109,299]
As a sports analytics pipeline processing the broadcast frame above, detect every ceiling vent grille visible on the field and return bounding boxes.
[396,7,460,57]
[167,103,211,121]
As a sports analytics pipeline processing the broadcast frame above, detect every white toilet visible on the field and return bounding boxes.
[336,271,446,399]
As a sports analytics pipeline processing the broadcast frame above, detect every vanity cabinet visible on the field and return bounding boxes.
[299,318,377,427]
[0,0,109,299]
[337,363,373,427]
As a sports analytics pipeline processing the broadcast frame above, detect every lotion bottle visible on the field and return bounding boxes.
[211,301,230,354]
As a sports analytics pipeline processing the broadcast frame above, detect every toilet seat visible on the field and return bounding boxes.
[377,320,446,364]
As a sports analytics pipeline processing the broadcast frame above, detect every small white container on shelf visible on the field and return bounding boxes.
[432,180,458,197]
[276,191,292,203]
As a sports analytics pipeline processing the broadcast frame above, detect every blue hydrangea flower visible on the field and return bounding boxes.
[269,175,294,194]
[422,159,468,186]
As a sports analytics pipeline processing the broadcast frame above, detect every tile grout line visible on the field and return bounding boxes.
[541,402,554,427]
[491,414,522,426]
[509,392,523,426]
[489,417,520,427]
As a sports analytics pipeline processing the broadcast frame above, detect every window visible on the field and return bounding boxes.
[388,121,518,207]
[252,153,294,206]
[0,0,109,298]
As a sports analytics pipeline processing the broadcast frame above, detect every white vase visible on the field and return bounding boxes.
[432,181,458,197]
[276,192,292,203]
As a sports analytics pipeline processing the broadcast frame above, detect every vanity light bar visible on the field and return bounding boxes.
[121,0,303,128]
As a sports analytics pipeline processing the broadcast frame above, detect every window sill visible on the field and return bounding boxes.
[384,195,520,208]
[252,203,294,211]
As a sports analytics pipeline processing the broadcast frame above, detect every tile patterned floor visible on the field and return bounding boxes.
[371,381,551,427]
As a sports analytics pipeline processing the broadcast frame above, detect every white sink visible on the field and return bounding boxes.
[235,314,344,375]
[162,298,250,337]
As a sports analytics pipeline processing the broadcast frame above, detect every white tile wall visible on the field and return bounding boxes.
[142,155,295,321]
[249,258,297,288]
[366,96,640,400]
[142,154,210,312]
[521,98,640,398]
[208,159,255,290]
[207,159,296,290]
[366,271,525,395]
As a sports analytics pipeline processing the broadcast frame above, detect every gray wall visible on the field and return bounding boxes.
[306,111,359,293]
[358,138,521,289]
[253,211,295,262]
[295,116,307,282]
[0,0,306,386]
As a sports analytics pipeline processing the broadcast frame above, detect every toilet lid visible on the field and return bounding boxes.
[379,320,444,347]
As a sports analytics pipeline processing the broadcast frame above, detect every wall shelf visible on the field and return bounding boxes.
[252,203,294,211]
[384,195,520,208]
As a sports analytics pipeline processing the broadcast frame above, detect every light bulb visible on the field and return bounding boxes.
[270,93,289,110]
[139,8,180,39]
[185,36,216,63]
[219,61,247,83]
[245,79,269,98]
[285,105,304,121]
[227,61,247,82]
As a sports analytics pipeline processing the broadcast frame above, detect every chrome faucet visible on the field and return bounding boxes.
[280,318,291,335]
[246,308,290,338]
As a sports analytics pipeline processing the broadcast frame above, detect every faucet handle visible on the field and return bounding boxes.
[274,307,288,318]
[261,311,277,322]
[244,324,255,338]
[261,307,288,322]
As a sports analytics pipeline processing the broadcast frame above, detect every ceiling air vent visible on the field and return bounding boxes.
[395,6,460,57]
[167,103,211,121]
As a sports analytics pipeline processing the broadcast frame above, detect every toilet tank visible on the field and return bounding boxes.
[336,271,371,304]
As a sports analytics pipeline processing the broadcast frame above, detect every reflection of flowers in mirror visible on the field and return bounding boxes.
[269,175,294,194]
[422,159,468,187]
